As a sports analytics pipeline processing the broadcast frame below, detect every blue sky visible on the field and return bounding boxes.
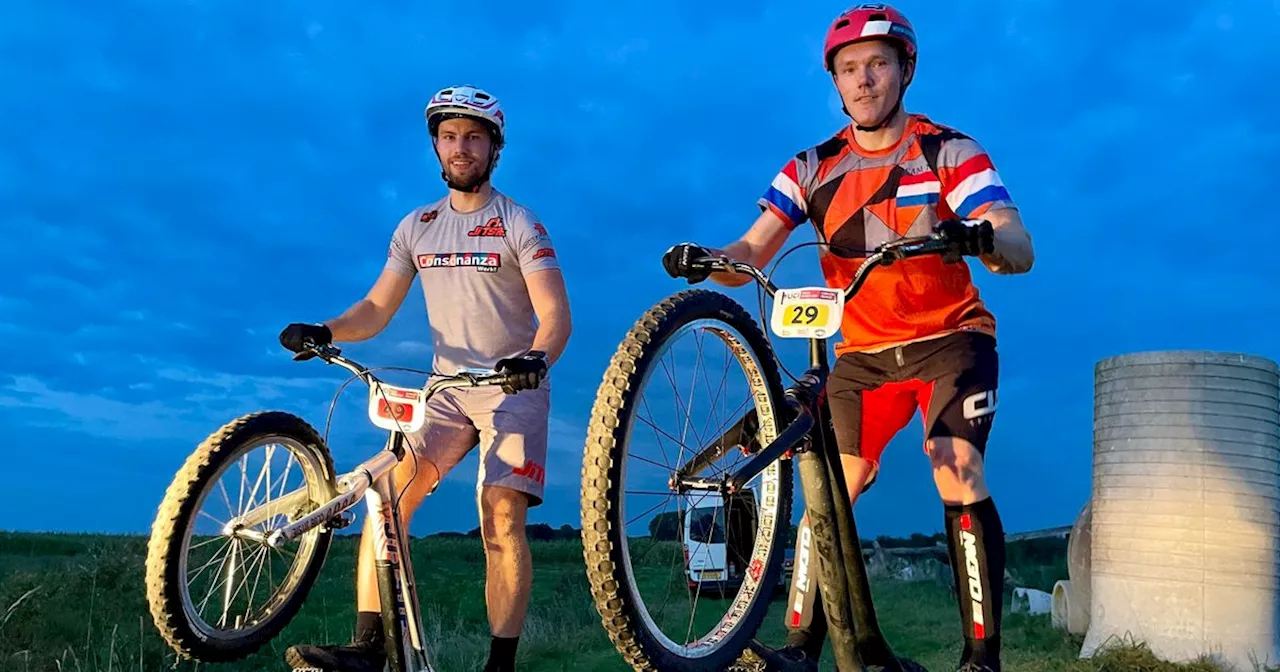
[2,0,1278,539]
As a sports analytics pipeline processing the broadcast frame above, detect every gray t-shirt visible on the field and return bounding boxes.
[384,189,561,377]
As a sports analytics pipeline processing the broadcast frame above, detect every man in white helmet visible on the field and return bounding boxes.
[278,84,573,672]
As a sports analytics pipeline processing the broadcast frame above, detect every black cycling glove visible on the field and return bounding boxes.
[495,350,548,394]
[278,323,332,354]
[934,218,995,259]
[662,243,714,284]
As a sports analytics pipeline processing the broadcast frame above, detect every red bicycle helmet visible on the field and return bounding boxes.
[823,3,917,72]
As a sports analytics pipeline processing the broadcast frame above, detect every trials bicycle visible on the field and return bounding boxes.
[581,232,961,672]
[144,341,522,672]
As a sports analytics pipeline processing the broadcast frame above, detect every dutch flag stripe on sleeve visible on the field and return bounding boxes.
[945,154,1011,218]
[896,170,941,207]
[761,159,807,227]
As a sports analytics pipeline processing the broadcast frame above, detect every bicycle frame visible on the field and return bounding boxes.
[225,345,512,672]
[670,234,953,672]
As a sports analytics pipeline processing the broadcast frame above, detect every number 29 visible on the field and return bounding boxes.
[789,305,819,324]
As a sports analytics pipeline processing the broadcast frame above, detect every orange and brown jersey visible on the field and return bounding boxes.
[758,114,1017,356]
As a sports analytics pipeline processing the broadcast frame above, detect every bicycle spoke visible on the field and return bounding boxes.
[218,479,235,522]
[658,352,702,466]
[197,509,226,529]
[695,344,734,458]
[237,454,249,518]
[678,331,708,449]
[187,539,234,587]
[227,543,271,625]
[198,538,236,615]
[631,419,688,471]
[638,397,685,467]
[217,539,243,627]
[683,502,725,646]
[188,535,226,552]
[626,496,675,529]
[252,444,273,519]
[271,449,297,525]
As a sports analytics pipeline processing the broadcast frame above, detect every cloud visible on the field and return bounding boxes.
[0,361,335,443]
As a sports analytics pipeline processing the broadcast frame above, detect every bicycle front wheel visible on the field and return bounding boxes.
[582,289,794,671]
[144,411,340,662]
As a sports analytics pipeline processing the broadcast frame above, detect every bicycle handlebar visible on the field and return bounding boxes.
[690,233,954,302]
[291,342,516,399]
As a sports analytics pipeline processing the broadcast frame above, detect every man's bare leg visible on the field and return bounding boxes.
[478,484,531,671]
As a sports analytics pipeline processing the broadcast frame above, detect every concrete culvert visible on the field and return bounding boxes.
[1080,350,1280,671]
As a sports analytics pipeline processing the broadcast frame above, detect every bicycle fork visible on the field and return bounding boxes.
[784,372,901,672]
[365,436,436,672]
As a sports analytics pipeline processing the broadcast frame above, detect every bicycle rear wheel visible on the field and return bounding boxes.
[145,411,339,662]
[582,289,793,671]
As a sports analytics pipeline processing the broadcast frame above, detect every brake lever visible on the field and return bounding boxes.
[694,255,733,273]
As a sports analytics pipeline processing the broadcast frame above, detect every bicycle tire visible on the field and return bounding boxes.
[144,411,339,662]
[582,289,794,672]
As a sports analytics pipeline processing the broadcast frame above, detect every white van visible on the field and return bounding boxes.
[682,490,791,597]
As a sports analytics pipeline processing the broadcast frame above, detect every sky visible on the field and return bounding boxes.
[1,0,1278,540]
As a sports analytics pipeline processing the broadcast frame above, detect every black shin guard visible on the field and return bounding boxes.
[945,497,1005,670]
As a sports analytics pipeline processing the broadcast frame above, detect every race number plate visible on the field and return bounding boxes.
[367,382,427,433]
[770,287,844,339]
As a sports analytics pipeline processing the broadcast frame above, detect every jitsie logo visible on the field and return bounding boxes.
[513,459,545,485]
[417,252,501,272]
[960,524,986,639]
[533,248,555,260]
[467,216,506,237]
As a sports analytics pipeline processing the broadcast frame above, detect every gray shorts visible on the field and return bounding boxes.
[404,384,549,506]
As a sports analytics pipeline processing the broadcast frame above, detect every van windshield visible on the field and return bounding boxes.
[688,506,725,544]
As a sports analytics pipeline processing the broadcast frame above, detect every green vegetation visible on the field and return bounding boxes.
[0,530,1252,672]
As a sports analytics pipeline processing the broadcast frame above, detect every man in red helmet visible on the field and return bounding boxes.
[663,4,1034,671]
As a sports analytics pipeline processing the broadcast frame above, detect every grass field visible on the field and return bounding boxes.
[0,531,1249,672]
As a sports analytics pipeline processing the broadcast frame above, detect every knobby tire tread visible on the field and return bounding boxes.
[581,289,794,672]
[144,410,337,663]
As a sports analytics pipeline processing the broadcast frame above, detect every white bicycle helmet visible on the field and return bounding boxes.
[424,85,505,147]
